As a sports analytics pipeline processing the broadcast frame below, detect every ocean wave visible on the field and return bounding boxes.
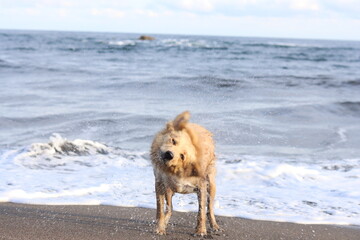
[1,139,359,224]
[0,59,20,69]
[4,47,36,52]
[0,112,93,129]
[94,40,139,52]
[159,38,227,50]
[242,42,309,49]
[199,76,247,89]
[215,155,360,224]
[104,38,228,51]
[337,101,360,114]
[243,42,357,51]
[3,134,148,170]
[108,40,137,47]
[258,74,360,89]
[291,101,360,115]
[255,74,333,88]
[274,55,328,62]
[169,75,249,90]
[344,79,360,86]
[57,47,84,52]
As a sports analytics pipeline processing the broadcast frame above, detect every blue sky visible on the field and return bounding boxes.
[1,0,360,40]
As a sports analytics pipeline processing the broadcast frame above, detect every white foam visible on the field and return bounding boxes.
[0,135,359,225]
[267,42,316,48]
[160,39,220,49]
[108,40,136,47]
[336,127,348,144]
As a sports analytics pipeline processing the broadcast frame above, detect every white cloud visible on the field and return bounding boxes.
[57,8,69,17]
[91,8,125,18]
[134,9,159,17]
[179,0,214,12]
[288,0,320,11]
[25,8,41,16]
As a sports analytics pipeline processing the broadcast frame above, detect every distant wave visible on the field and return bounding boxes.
[344,79,360,86]
[337,101,360,114]
[6,47,36,51]
[242,42,312,49]
[198,76,248,89]
[0,59,20,69]
[255,74,360,89]
[243,42,322,48]
[274,55,328,62]
[101,38,229,51]
[108,40,137,47]
[242,42,357,51]
[159,38,228,50]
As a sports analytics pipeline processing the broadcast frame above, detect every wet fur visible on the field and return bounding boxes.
[150,111,220,236]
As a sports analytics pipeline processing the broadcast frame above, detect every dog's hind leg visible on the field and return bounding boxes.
[207,172,221,231]
[195,180,207,236]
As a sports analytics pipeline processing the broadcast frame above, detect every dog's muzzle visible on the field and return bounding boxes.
[161,151,174,162]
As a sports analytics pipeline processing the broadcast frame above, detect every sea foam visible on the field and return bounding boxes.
[0,134,359,225]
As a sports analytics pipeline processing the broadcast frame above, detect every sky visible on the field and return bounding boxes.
[1,0,360,40]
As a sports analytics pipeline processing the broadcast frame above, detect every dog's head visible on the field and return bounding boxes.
[153,111,199,174]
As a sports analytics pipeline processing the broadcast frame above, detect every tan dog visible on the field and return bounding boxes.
[150,111,220,236]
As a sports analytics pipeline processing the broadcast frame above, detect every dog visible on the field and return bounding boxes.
[150,111,220,236]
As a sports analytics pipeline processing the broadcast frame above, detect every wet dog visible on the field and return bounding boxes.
[150,111,220,236]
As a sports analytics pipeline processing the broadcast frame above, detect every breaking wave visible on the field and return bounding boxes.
[2,134,148,170]
[0,135,359,225]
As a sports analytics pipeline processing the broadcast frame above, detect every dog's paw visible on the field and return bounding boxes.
[155,227,166,235]
[194,229,207,237]
[211,224,223,232]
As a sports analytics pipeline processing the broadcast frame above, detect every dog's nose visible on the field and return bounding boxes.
[162,151,174,162]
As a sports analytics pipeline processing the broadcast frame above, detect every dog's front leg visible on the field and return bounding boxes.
[195,180,207,236]
[155,181,166,235]
[164,187,173,226]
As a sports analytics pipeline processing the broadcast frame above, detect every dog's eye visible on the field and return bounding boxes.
[172,139,177,145]
[180,153,185,160]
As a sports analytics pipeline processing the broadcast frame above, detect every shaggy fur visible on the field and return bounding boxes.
[150,111,220,236]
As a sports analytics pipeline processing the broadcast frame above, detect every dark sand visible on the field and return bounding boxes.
[0,202,359,240]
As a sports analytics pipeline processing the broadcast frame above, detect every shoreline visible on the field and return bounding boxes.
[1,202,359,240]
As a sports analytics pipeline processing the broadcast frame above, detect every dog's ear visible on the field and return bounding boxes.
[173,111,190,131]
[166,122,174,131]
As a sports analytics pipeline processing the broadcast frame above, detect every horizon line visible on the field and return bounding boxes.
[1,27,360,43]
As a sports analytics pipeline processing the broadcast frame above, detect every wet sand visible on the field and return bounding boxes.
[0,202,359,240]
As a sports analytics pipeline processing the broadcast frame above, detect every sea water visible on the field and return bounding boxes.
[1,30,359,225]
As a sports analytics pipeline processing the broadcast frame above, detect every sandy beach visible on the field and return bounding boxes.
[0,202,359,240]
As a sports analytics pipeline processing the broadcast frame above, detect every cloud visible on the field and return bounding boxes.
[287,0,321,11]
[25,8,41,16]
[155,0,325,18]
[178,0,214,12]
[91,8,125,18]
[133,9,159,17]
[1,0,359,18]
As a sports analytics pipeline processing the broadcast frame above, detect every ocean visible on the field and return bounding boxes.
[0,30,359,225]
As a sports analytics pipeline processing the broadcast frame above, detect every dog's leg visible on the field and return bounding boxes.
[164,187,173,226]
[195,180,207,236]
[207,173,220,231]
[155,181,166,235]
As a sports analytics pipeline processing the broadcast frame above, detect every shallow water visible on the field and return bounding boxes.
[1,30,359,225]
